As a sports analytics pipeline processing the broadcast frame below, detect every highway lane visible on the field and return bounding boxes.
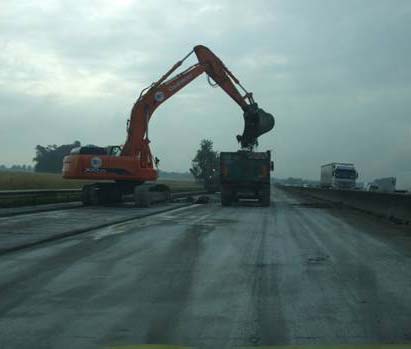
[0,202,190,253]
[0,187,411,348]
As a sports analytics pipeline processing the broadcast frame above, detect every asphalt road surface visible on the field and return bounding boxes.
[1,187,411,349]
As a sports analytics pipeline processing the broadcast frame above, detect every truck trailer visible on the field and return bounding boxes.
[220,150,273,206]
[320,163,358,189]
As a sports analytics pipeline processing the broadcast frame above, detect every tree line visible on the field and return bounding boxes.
[33,141,81,173]
[0,164,33,172]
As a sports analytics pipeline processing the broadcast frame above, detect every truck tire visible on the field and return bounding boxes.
[221,187,232,206]
[221,194,232,206]
[261,186,271,207]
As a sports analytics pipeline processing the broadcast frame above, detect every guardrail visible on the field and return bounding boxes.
[0,188,206,208]
[279,185,411,224]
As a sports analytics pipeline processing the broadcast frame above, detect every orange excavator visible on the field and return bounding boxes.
[62,45,274,205]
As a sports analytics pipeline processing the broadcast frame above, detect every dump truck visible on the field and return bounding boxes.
[220,150,273,206]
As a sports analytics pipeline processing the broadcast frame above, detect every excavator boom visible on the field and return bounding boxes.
[121,45,273,157]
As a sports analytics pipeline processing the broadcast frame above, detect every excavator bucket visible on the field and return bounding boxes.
[237,103,275,149]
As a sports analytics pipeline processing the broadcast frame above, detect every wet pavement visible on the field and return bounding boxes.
[0,202,190,253]
[0,187,410,348]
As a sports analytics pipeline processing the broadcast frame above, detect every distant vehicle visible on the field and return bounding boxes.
[368,177,396,193]
[220,151,273,206]
[365,182,379,192]
[320,163,358,189]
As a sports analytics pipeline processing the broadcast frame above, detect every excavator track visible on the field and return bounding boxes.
[81,183,171,207]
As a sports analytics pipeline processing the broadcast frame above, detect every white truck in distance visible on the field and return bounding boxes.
[367,177,396,193]
[321,163,358,189]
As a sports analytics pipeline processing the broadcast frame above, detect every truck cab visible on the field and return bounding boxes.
[321,163,358,189]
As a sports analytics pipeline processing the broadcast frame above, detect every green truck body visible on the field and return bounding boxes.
[220,151,272,206]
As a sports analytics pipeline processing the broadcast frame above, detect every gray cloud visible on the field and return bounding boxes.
[1,0,411,183]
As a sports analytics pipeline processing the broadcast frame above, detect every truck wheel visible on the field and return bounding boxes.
[262,196,270,207]
[221,188,232,206]
[221,194,232,206]
[261,186,271,207]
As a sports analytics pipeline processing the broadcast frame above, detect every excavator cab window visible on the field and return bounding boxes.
[70,145,107,155]
[107,146,123,157]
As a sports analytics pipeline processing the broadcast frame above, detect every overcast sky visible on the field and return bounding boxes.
[1,0,411,182]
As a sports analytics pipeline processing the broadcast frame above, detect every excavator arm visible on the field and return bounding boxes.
[194,45,252,109]
[194,45,275,149]
[121,45,274,157]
